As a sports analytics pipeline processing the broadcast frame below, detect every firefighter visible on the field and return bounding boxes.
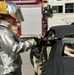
[0,1,38,75]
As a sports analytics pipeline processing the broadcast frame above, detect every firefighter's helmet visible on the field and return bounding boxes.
[0,1,24,21]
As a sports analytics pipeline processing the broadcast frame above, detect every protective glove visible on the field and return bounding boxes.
[33,37,46,46]
[38,38,47,45]
[32,37,39,46]
[32,39,37,46]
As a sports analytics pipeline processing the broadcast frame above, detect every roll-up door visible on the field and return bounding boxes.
[20,5,42,37]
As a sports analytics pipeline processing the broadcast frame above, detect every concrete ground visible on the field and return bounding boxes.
[20,50,35,75]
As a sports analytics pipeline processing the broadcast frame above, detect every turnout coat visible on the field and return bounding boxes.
[0,21,30,75]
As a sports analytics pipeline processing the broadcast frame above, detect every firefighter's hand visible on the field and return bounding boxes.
[32,37,39,46]
[38,38,46,45]
[33,37,46,46]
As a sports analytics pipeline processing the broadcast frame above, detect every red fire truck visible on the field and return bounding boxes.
[0,0,48,38]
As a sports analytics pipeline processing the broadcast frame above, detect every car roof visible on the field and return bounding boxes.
[50,25,74,38]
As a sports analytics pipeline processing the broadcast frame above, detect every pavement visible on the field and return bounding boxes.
[20,50,35,75]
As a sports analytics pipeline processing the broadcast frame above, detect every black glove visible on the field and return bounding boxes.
[38,38,47,46]
[33,37,47,46]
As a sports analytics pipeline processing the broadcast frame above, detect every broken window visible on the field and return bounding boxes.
[62,38,74,57]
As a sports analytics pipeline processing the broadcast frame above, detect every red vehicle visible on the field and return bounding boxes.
[1,0,48,38]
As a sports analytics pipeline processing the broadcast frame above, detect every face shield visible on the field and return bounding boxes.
[0,1,24,21]
[6,1,24,21]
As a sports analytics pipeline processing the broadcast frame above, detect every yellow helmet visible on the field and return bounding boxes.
[0,1,24,21]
